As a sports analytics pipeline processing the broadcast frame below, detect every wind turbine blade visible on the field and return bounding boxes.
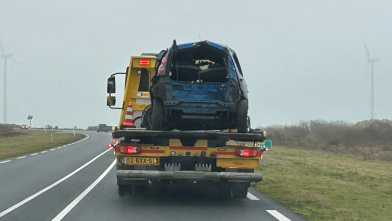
[363,43,370,59]
[10,58,23,64]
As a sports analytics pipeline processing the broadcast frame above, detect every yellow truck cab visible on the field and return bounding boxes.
[107,54,157,129]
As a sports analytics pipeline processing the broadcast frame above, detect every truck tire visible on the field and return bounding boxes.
[118,185,127,197]
[152,98,163,131]
[219,184,232,198]
[142,105,153,130]
[232,184,248,198]
[236,100,248,133]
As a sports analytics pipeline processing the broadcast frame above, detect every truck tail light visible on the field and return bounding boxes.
[235,149,257,157]
[120,146,141,154]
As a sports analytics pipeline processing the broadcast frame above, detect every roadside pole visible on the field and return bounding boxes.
[51,133,53,142]
[73,128,75,137]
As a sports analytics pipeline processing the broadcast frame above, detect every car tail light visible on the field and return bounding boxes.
[120,146,141,154]
[157,64,165,76]
[235,149,257,157]
[139,60,150,65]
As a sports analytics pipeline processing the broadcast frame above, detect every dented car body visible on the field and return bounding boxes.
[150,40,249,132]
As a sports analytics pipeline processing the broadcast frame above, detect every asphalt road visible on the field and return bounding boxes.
[0,131,307,221]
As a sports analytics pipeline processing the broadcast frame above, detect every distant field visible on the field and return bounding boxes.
[0,130,84,160]
[256,146,392,221]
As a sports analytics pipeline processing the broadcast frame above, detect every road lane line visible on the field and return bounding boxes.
[266,210,291,221]
[52,159,116,221]
[0,149,111,218]
[50,149,56,151]
[0,160,11,164]
[57,147,62,149]
[30,153,38,156]
[41,151,48,153]
[246,192,260,200]
[16,156,27,159]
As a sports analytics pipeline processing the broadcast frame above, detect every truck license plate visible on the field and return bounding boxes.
[122,157,159,165]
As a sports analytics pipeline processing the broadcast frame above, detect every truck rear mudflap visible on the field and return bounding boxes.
[116,170,262,182]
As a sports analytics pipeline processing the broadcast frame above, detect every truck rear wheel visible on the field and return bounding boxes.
[118,185,127,197]
[152,98,164,131]
[232,184,248,198]
[236,100,248,133]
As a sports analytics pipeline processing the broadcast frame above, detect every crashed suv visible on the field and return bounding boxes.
[149,40,249,132]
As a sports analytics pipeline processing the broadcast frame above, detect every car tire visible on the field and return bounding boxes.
[143,105,153,130]
[151,98,164,131]
[236,100,248,133]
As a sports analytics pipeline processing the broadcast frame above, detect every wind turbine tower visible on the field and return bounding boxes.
[0,38,21,124]
[364,43,380,120]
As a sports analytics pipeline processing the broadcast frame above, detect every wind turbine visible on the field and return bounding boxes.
[364,43,380,120]
[0,37,21,124]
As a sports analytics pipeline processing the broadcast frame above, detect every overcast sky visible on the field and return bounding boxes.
[0,0,391,128]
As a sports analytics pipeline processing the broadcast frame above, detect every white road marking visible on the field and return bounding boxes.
[266,210,291,221]
[246,192,260,200]
[0,148,111,218]
[57,147,62,149]
[16,156,27,159]
[30,153,38,156]
[52,159,116,221]
[41,151,48,153]
[62,145,67,147]
[0,160,11,164]
[50,149,55,151]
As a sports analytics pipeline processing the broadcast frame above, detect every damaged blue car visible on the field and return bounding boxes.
[149,40,249,132]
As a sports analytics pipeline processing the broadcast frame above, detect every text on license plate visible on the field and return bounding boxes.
[121,157,159,165]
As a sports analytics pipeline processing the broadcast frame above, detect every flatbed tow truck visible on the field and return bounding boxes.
[107,52,271,198]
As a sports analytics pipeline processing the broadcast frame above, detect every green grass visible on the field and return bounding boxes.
[256,146,392,221]
[0,130,84,160]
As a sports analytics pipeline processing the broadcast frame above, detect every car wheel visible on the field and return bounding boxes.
[143,105,153,130]
[151,98,164,131]
[236,100,248,133]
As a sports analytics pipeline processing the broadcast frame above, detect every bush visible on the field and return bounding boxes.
[0,124,14,134]
[259,119,392,161]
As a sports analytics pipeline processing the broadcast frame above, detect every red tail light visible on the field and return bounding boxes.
[139,60,150,65]
[235,149,257,157]
[120,146,141,154]
[108,143,113,148]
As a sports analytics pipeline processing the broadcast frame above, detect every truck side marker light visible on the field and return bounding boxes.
[123,102,134,126]
[170,151,176,156]
[139,60,150,65]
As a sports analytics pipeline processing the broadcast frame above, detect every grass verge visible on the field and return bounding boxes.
[256,146,392,221]
[0,130,85,160]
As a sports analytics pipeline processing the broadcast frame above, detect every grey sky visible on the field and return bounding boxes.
[0,0,391,128]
